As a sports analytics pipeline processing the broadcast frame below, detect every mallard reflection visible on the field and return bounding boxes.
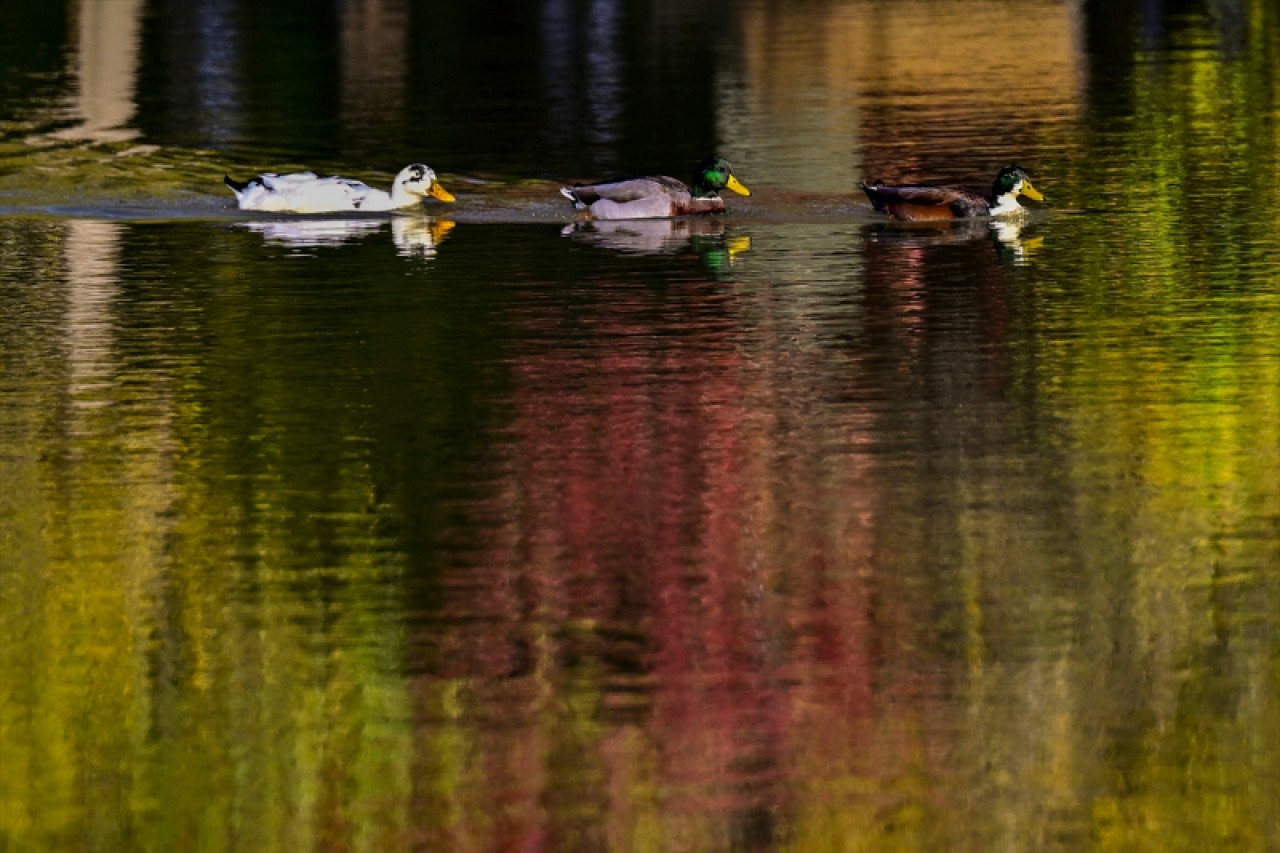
[562,218,751,270]
[988,219,1044,266]
[239,216,455,258]
[866,216,1043,266]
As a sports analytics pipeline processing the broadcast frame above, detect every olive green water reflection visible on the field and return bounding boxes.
[5,208,1280,850]
[7,0,1280,851]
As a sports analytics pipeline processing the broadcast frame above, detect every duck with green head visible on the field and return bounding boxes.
[560,156,751,220]
[860,164,1044,221]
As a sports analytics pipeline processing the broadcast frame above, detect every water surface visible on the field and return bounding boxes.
[4,1,1280,850]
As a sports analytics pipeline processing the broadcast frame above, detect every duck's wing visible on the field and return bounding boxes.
[563,176,685,206]
[860,183,989,220]
[326,177,380,207]
[330,176,373,191]
[257,174,371,212]
[258,171,318,190]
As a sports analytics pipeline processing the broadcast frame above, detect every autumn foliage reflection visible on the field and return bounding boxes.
[401,260,967,850]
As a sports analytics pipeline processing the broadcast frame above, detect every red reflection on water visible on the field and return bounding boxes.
[403,267,974,850]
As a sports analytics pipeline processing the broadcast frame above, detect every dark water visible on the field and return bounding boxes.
[5,0,1280,850]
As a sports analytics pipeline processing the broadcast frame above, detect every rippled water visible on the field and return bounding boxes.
[5,0,1280,850]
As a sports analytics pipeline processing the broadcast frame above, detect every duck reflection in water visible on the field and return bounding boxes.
[240,217,455,258]
[562,217,751,272]
[865,216,1043,267]
[862,216,1042,395]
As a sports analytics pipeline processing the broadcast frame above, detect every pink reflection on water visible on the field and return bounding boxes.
[407,267,969,849]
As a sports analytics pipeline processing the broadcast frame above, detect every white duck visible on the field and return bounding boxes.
[223,163,455,213]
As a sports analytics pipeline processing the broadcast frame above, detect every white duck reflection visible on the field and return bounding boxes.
[390,217,456,258]
[562,218,751,267]
[240,216,455,258]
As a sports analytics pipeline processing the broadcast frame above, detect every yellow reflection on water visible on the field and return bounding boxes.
[57,0,143,142]
[64,220,122,406]
[719,0,1084,193]
[340,0,409,141]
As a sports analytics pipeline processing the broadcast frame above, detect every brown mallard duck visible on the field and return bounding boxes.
[560,156,751,220]
[860,164,1043,221]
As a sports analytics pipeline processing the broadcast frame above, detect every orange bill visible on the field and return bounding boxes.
[429,181,456,203]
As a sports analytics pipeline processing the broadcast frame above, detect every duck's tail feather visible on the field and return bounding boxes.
[559,186,583,208]
[224,175,250,194]
[859,180,888,212]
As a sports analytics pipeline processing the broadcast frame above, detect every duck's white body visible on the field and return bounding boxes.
[224,164,454,213]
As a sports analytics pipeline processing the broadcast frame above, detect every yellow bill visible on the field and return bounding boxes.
[1019,180,1044,201]
[725,174,751,196]
[429,181,456,203]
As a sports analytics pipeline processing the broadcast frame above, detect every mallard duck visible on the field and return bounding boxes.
[560,156,750,220]
[860,164,1043,221]
[223,163,455,213]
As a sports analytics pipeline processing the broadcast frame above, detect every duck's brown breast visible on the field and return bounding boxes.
[673,197,726,216]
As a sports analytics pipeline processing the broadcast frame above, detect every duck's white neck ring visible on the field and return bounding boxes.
[988,191,1024,217]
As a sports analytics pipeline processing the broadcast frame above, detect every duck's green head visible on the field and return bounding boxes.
[692,157,751,199]
[992,164,1043,202]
